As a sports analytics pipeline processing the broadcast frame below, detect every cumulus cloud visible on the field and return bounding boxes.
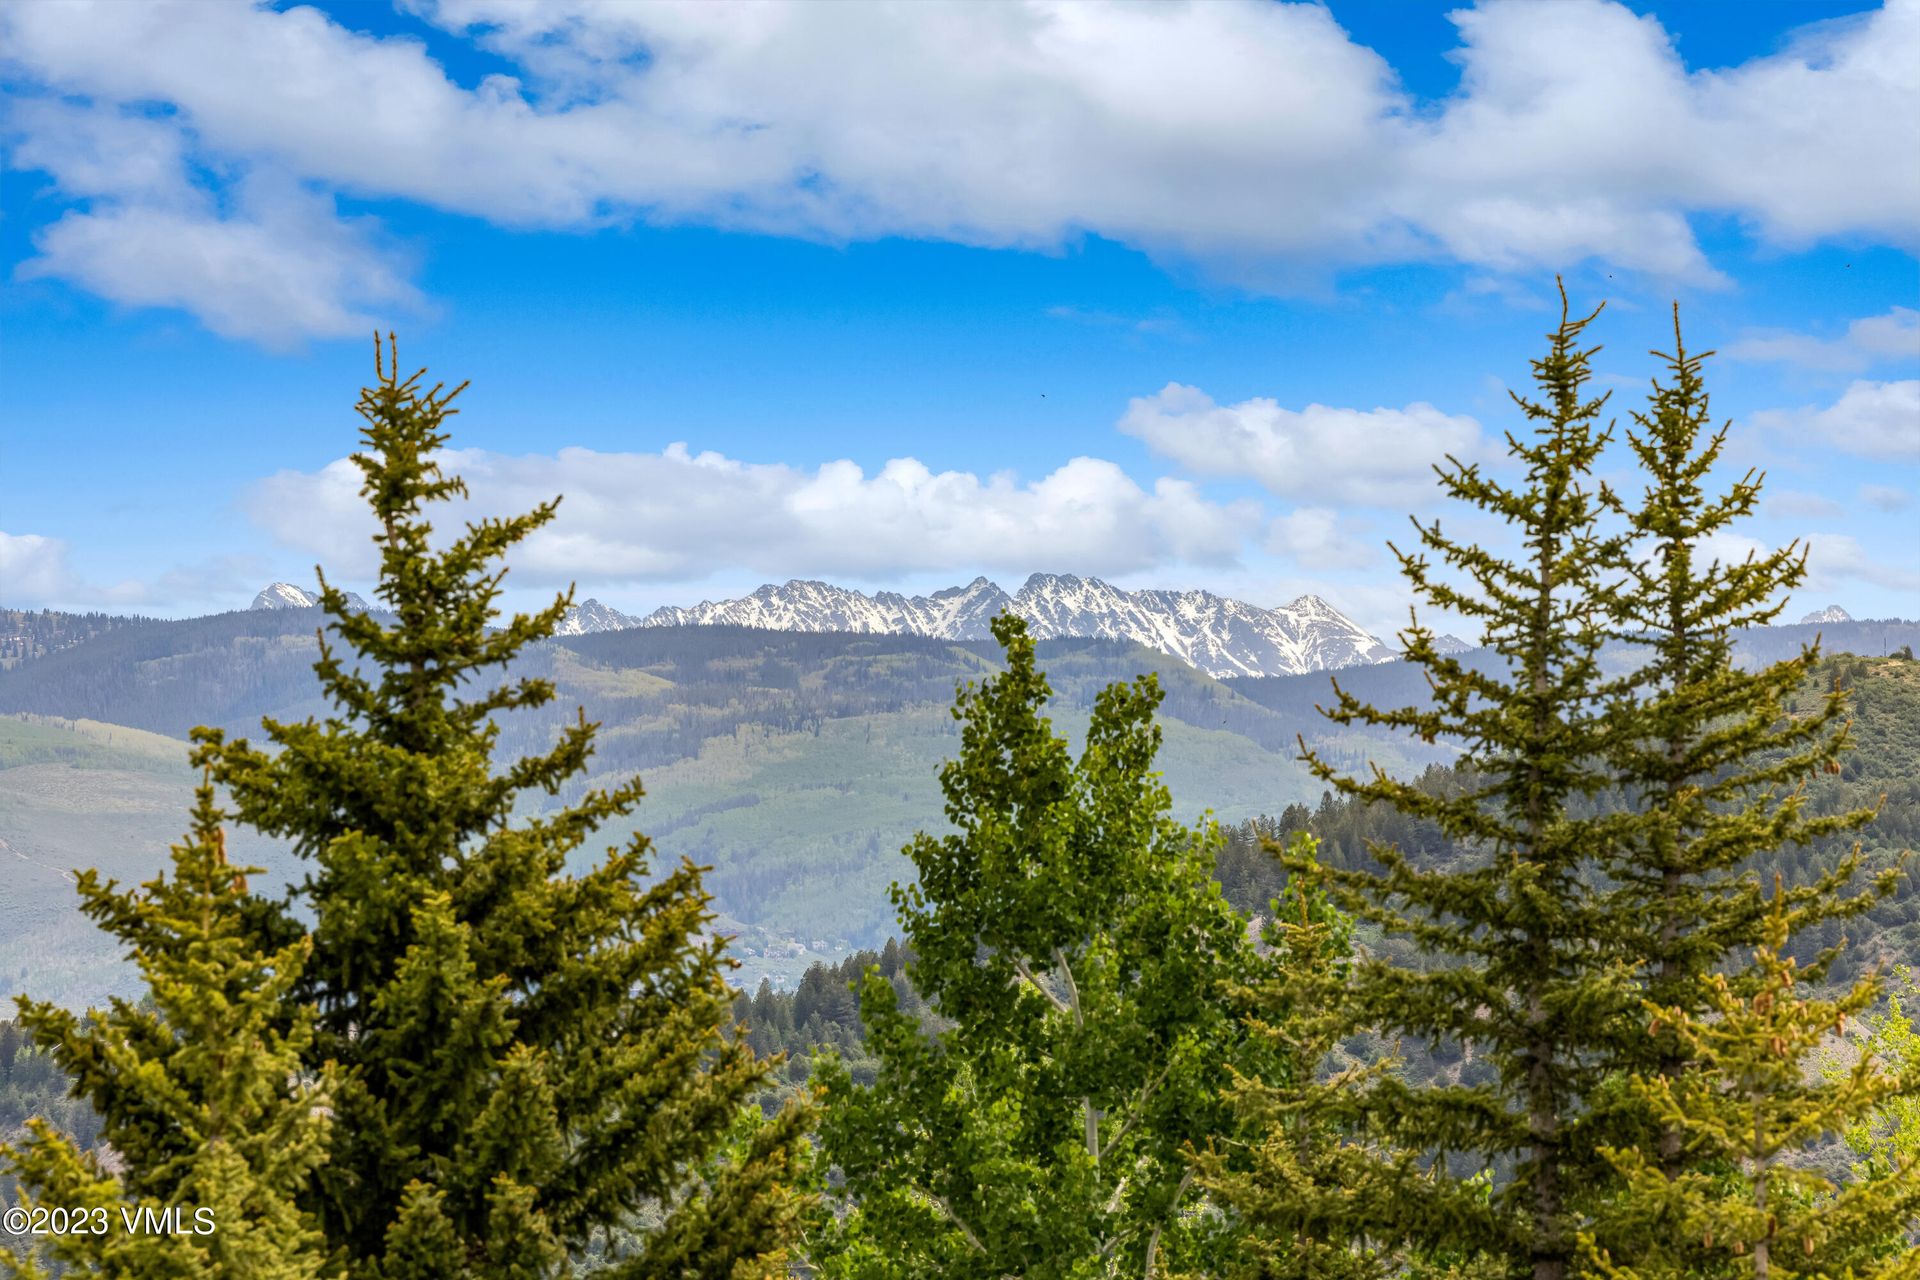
[241,444,1265,584]
[5,100,422,348]
[1119,382,1483,506]
[1753,380,1920,461]
[0,532,74,602]
[1725,306,1920,373]
[3,0,1917,340]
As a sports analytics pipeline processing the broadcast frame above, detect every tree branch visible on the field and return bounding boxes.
[1144,1169,1194,1278]
[1098,1062,1173,1162]
[1052,946,1084,1028]
[1011,957,1069,1014]
[912,1182,987,1255]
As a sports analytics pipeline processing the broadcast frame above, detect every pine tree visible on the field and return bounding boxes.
[809,613,1260,1277]
[1583,308,1899,1264]
[1190,831,1395,1280]
[2,782,332,1280]
[191,338,809,1277]
[1277,286,1642,1280]
[1582,882,1920,1280]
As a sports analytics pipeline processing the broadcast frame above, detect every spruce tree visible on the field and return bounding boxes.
[191,338,808,1277]
[1190,831,1395,1280]
[1582,883,1920,1280]
[1278,286,1641,1280]
[809,613,1260,1277]
[2,783,332,1280]
[1584,308,1899,1264]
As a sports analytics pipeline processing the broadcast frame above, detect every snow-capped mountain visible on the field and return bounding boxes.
[250,583,371,612]
[554,599,642,635]
[1798,605,1853,624]
[1429,634,1475,655]
[639,574,1395,678]
[642,577,1012,640]
[1005,574,1395,677]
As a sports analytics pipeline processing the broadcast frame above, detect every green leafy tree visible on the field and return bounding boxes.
[2,783,333,1280]
[1276,287,1642,1280]
[809,613,1260,1278]
[1582,884,1920,1280]
[192,339,809,1278]
[1837,967,1919,1181]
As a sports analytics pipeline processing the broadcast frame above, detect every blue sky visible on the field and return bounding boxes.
[2,0,1915,640]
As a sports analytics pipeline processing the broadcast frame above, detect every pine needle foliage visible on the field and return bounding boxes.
[1604,303,1888,1040]
[190,338,809,1278]
[1582,883,1920,1280]
[1585,307,1897,1263]
[2,783,333,1280]
[810,613,1260,1278]
[1190,831,1397,1280]
[1279,286,1645,1280]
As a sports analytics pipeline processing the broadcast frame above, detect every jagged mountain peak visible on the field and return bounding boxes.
[1799,604,1853,625]
[554,598,641,636]
[249,583,370,612]
[635,574,1393,678]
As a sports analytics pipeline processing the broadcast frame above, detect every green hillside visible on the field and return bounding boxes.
[0,716,300,1010]
[0,626,1370,1005]
[6,616,1910,1011]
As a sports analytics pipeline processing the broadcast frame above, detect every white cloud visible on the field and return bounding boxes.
[0,530,264,612]
[1753,380,1920,461]
[1802,531,1920,594]
[1118,382,1484,506]
[1724,306,1920,373]
[4,0,1917,339]
[1264,507,1378,570]
[241,444,1265,584]
[1766,490,1847,520]
[0,532,73,602]
[5,101,423,349]
[1860,483,1912,512]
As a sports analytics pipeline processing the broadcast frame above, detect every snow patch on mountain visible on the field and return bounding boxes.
[1797,605,1853,625]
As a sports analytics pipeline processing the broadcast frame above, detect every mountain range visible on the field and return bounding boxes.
[552,574,1400,679]
[243,578,1888,681]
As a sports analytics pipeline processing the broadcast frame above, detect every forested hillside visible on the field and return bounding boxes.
[0,609,154,670]
[1218,653,1919,976]
[0,619,1454,965]
[4,621,1915,1002]
[717,653,1920,1109]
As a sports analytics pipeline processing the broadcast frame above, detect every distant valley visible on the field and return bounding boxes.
[3,592,1915,1006]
